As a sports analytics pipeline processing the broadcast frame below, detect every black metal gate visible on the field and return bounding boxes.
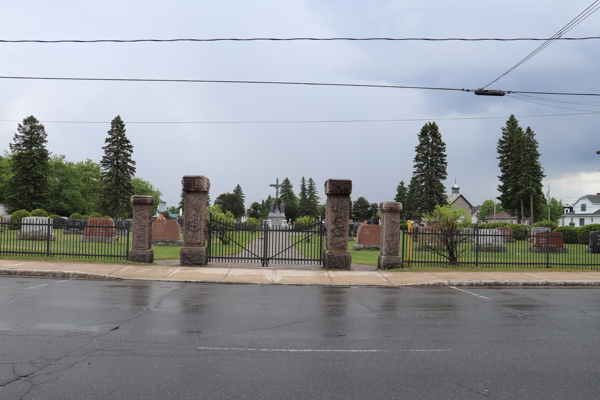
[207,215,324,267]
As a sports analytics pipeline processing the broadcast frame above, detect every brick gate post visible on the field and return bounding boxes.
[324,179,352,270]
[379,202,403,269]
[129,195,155,263]
[180,175,210,266]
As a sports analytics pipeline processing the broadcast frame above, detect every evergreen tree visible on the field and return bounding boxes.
[306,178,320,217]
[279,177,299,221]
[214,192,244,219]
[6,116,51,212]
[246,201,262,219]
[98,116,136,218]
[404,176,420,221]
[352,196,371,222]
[298,177,312,217]
[232,184,245,216]
[497,115,545,223]
[394,180,408,220]
[411,122,448,216]
[233,184,245,208]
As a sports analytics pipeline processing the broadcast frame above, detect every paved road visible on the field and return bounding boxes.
[1,277,599,399]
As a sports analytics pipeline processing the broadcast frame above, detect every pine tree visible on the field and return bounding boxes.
[279,177,299,221]
[306,178,320,217]
[404,175,420,221]
[411,122,448,216]
[6,116,51,212]
[497,115,545,223]
[298,177,311,217]
[352,196,371,222]
[99,116,136,218]
[232,184,245,215]
[394,180,408,220]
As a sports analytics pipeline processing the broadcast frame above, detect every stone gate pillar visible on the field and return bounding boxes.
[180,175,210,266]
[129,195,155,263]
[379,202,403,269]
[324,179,352,270]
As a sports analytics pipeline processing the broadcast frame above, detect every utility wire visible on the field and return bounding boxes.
[1,111,598,125]
[1,75,599,97]
[2,37,600,43]
[483,0,600,88]
[507,94,600,113]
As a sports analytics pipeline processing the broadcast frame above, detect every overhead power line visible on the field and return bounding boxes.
[2,37,600,43]
[0,111,598,125]
[483,0,600,88]
[0,75,599,97]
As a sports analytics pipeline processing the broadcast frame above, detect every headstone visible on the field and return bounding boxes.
[471,228,506,252]
[589,231,600,253]
[115,219,130,236]
[64,219,85,235]
[530,227,550,241]
[460,228,476,243]
[52,217,68,230]
[81,218,117,243]
[353,223,381,250]
[0,215,4,232]
[531,232,568,253]
[496,227,515,243]
[152,219,183,246]
[17,217,56,241]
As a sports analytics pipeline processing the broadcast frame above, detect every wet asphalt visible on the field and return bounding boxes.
[0,276,599,399]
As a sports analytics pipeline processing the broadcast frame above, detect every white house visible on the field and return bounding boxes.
[0,204,8,216]
[559,194,600,227]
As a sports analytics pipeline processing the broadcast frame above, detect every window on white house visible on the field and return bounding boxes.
[580,218,585,226]
[582,204,587,212]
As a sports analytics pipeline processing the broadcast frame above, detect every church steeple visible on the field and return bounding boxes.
[451,179,460,194]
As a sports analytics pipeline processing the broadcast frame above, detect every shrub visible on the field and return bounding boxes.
[30,209,48,217]
[578,224,600,245]
[509,224,530,240]
[399,222,408,231]
[532,220,558,231]
[48,214,60,219]
[9,210,31,230]
[81,215,90,220]
[243,218,259,230]
[476,222,510,229]
[295,216,316,230]
[103,215,112,219]
[554,226,580,244]
[89,212,102,218]
[69,213,83,220]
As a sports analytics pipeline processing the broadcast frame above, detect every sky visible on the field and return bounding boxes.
[1,0,599,211]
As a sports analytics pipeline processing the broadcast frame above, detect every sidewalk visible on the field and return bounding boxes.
[2,258,600,287]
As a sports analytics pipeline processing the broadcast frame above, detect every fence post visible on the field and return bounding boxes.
[129,195,155,263]
[379,202,403,269]
[180,175,210,266]
[46,219,51,257]
[323,179,352,270]
[475,227,480,268]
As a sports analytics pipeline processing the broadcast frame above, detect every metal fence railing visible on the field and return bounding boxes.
[402,228,600,269]
[0,220,130,260]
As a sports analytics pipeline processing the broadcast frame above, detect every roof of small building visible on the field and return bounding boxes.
[580,194,600,204]
[447,193,473,208]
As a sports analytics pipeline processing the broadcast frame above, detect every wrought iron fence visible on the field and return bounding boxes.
[402,228,600,269]
[0,220,130,259]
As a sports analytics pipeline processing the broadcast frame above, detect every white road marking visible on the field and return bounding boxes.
[197,347,452,353]
[450,286,490,299]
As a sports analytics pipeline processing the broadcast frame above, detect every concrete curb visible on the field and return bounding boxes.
[3,268,600,288]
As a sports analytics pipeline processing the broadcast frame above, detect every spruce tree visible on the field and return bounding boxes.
[394,180,408,220]
[411,122,448,216]
[6,116,51,212]
[279,177,299,221]
[233,184,245,215]
[298,177,311,217]
[99,116,136,218]
[497,116,545,223]
[405,176,419,221]
[306,178,320,217]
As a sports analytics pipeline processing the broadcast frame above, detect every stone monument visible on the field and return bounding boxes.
[471,228,507,252]
[152,219,183,246]
[129,195,155,263]
[353,222,381,250]
[180,175,210,266]
[589,231,600,253]
[323,179,352,270]
[531,232,568,253]
[267,201,287,227]
[81,218,117,243]
[17,217,56,241]
[64,219,85,235]
[378,202,403,269]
